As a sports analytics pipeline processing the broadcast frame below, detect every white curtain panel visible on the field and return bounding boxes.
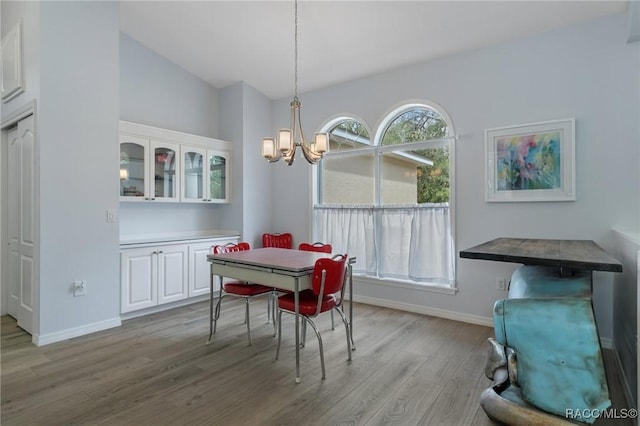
[314,206,377,275]
[408,205,455,285]
[315,204,454,285]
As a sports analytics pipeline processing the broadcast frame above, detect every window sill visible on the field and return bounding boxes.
[352,274,458,295]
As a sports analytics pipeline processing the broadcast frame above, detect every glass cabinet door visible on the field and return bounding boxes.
[153,145,178,200]
[183,148,205,201]
[120,136,148,199]
[208,153,227,201]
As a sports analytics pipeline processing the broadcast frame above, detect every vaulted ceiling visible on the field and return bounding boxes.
[120,1,628,100]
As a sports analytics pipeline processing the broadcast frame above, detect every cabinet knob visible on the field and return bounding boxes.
[158,250,163,254]
[151,198,156,201]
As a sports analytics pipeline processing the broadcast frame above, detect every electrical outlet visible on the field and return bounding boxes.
[106,209,116,223]
[73,280,87,297]
[496,278,507,291]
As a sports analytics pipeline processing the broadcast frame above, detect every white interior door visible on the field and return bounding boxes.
[7,115,35,334]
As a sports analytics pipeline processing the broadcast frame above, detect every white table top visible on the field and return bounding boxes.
[208,247,331,273]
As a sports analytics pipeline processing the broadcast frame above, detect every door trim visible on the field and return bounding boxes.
[1,99,38,341]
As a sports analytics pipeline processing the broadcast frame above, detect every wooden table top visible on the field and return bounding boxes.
[459,238,623,273]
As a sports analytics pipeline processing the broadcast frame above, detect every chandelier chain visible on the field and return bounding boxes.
[294,0,298,98]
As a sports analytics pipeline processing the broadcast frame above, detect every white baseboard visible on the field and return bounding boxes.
[353,294,494,328]
[352,295,615,348]
[611,344,637,413]
[33,317,122,346]
[120,295,209,321]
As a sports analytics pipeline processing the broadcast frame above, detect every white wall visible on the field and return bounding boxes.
[240,83,275,247]
[612,230,640,406]
[219,82,275,248]
[269,13,640,338]
[119,33,229,237]
[120,34,219,137]
[218,83,244,240]
[37,1,120,339]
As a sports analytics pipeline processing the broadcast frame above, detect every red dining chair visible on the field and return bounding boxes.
[211,242,275,345]
[299,242,335,332]
[275,254,351,380]
[262,233,293,249]
[298,242,332,253]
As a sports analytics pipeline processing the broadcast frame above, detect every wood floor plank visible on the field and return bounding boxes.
[1,301,634,425]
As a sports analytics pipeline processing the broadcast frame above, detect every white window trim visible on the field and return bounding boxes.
[314,101,458,290]
[353,274,458,295]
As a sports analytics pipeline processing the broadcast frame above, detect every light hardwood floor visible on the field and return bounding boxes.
[1,300,633,425]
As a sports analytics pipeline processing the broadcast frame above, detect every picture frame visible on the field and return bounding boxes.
[1,21,24,103]
[485,118,575,202]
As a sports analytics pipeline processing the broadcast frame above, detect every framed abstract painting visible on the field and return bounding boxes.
[485,118,575,202]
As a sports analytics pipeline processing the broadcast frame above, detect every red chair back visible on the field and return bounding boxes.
[262,233,293,249]
[212,242,251,254]
[311,254,347,297]
[299,242,332,253]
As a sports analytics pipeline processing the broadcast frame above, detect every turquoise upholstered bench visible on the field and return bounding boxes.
[482,265,610,425]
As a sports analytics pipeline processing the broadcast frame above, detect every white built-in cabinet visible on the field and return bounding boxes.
[120,235,239,314]
[119,133,180,202]
[119,121,232,203]
[181,146,230,203]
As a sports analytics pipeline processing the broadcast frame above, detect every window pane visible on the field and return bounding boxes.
[328,119,370,151]
[381,108,447,145]
[321,152,375,205]
[380,146,449,204]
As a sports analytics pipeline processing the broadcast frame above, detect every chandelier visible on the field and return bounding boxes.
[261,0,328,165]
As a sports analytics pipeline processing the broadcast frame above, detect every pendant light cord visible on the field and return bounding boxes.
[294,0,298,99]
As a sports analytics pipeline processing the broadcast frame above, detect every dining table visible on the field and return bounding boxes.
[207,247,356,383]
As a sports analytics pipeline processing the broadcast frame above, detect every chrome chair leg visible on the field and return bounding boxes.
[304,317,326,380]
[245,298,252,346]
[208,278,224,343]
[208,280,215,343]
[334,307,352,360]
[331,310,335,330]
[212,289,224,336]
[275,310,284,360]
[271,291,278,337]
[301,321,307,348]
[267,293,272,324]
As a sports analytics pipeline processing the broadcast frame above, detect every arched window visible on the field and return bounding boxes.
[318,117,374,205]
[315,103,456,289]
[377,104,452,205]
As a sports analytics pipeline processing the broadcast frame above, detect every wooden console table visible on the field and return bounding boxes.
[460,237,622,275]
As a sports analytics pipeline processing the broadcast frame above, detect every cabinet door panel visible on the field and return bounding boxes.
[121,249,156,313]
[120,134,149,200]
[189,238,239,297]
[158,245,188,304]
[151,140,180,202]
[208,152,227,201]
[190,244,214,297]
[181,147,206,202]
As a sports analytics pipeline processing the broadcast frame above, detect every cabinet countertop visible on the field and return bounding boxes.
[120,230,240,247]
